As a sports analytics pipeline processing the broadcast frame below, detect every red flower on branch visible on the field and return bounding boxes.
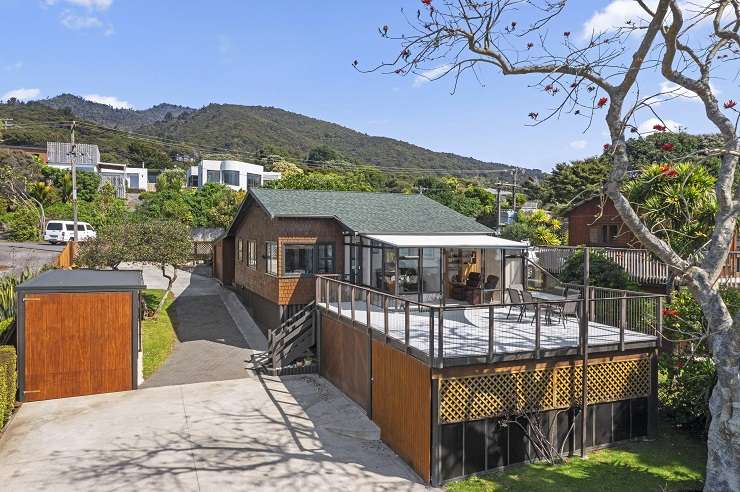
[724,99,736,109]
[661,143,675,151]
[676,360,685,369]
[564,31,571,37]
[527,42,534,49]
[544,84,555,93]
[421,0,432,5]
[652,124,667,132]
[659,164,679,177]
[597,96,608,108]
[662,307,679,317]
[603,143,611,150]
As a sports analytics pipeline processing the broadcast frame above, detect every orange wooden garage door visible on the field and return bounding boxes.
[23,292,132,402]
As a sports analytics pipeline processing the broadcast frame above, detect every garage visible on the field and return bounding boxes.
[16,270,145,402]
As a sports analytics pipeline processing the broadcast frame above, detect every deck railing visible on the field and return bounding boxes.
[532,246,740,287]
[316,275,663,368]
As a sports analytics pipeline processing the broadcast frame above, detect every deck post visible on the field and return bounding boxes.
[404,301,410,351]
[337,282,343,317]
[487,304,495,362]
[619,291,626,352]
[534,303,541,359]
[383,296,389,342]
[429,309,435,365]
[324,278,329,310]
[437,307,444,365]
[580,247,590,458]
[656,296,664,350]
[366,290,372,328]
[351,286,356,323]
[315,276,321,305]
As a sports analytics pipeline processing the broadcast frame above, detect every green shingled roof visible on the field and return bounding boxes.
[243,188,494,234]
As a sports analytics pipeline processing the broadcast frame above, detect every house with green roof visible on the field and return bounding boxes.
[214,188,526,331]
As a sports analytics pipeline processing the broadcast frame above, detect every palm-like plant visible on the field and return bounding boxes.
[624,163,717,258]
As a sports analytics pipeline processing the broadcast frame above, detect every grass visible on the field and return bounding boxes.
[141,289,177,379]
[446,423,706,492]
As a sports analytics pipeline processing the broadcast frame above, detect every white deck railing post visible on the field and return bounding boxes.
[404,301,410,351]
[351,286,356,322]
[534,303,541,359]
[487,304,495,361]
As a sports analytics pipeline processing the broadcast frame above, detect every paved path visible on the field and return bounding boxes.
[0,241,64,277]
[0,376,431,491]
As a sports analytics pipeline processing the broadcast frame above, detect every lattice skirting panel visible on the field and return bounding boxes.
[439,357,650,424]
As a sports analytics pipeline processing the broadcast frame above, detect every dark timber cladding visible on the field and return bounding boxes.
[319,315,370,411]
[16,269,144,402]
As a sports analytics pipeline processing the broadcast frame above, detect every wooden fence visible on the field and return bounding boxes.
[533,246,740,287]
[55,242,76,268]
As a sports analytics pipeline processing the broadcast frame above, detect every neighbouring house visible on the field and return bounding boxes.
[187,159,281,191]
[564,196,639,247]
[45,142,148,196]
[0,144,48,163]
[214,188,526,331]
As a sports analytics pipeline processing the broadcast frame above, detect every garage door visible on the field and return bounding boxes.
[23,292,132,402]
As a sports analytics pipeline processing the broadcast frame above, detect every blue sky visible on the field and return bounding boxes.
[0,0,729,171]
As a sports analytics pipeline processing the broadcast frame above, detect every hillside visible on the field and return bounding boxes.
[3,95,542,179]
[41,94,192,130]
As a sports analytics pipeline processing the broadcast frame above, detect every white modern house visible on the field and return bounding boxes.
[46,142,148,195]
[187,160,281,191]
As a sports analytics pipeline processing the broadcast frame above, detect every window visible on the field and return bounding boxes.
[248,240,257,268]
[223,170,239,186]
[284,244,314,275]
[609,224,619,242]
[246,173,261,189]
[398,248,420,294]
[188,174,199,187]
[207,170,220,183]
[237,239,243,262]
[46,222,63,231]
[421,248,441,294]
[601,224,620,244]
[265,242,277,275]
[317,243,335,274]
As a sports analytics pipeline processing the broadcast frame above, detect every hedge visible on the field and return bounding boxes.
[0,345,17,428]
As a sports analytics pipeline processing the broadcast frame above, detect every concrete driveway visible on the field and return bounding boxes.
[0,375,430,491]
[0,241,63,277]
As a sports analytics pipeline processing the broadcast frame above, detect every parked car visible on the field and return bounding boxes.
[44,221,97,244]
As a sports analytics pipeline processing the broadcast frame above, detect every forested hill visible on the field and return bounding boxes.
[41,94,192,130]
[5,95,542,178]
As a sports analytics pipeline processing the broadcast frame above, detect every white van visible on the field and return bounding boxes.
[44,221,97,244]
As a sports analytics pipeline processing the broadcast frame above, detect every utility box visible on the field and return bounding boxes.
[16,269,145,402]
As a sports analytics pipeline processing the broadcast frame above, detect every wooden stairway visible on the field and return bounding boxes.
[253,301,316,374]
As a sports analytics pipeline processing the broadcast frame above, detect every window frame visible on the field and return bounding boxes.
[237,238,244,262]
[316,242,336,274]
[265,241,278,275]
[248,240,257,269]
[222,170,239,186]
[282,243,316,277]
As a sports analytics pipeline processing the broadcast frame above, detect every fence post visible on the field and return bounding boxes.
[404,301,410,352]
[437,307,444,365]
[619,291,626,352]
[351,286,356,323]
[337,281,343,317]
[383,296,389,342]
[315,276,321,306]
[534,303,541,359]
[325,278,330,310]
[487,304,495,362]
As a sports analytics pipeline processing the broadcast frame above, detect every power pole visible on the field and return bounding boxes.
[496,187,502,234]
[69,121,79,243]
[512,169,519,214]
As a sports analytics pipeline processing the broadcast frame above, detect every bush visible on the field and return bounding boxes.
[3,206,41,241]
[659,353,715,433]
[0,318,13,338]
[0,345,17,428]
[559,248,636,289]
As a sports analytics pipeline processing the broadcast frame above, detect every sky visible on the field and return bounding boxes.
[0,0,732,171]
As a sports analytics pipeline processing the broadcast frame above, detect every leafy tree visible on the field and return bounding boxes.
[625,132,724,170]
[127,141,172,168]
[266,169,375,191]
[307,144,341,163]
[137,189,194,225]
[501,209,563,245]
[1,206,42,241]
[415,176,496,218]
[28,182,59,206]
[526,156,610,210]
[77,220,191,317]
[42,167,100,202]
[268,160,303,176]
[156,168,186,192]
[623,163,717,258]
[0,150,46,236]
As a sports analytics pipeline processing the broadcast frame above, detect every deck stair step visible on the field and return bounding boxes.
[253,301,316,373]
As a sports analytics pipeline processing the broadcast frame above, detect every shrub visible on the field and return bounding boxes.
[3,206,41,241]
[659,353,715,433]
[559,248,636,290]
[0,318,13,338]
[0,345,17,428]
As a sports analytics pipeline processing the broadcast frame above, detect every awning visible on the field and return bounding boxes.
[362,234,527,249]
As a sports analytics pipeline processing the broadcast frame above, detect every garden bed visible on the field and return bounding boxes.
[141,289,177,379]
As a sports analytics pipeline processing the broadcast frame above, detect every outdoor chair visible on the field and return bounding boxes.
[506,288,527,322]
[519,289,540,324]
[465,272,482,304]
[551,298,581,328]
[483,275,499,303]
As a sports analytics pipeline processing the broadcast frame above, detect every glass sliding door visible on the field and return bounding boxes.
[398,248,420,297]
[421,248,442,302]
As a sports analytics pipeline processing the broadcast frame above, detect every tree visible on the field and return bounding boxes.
[501,209,563,246]
[526,157,611,210]
[0,150,46,237]
[77,220,191,317]
[265,169,376,191]
[156,168,186,192]
[369,2,740,487]
[307,144,342,163]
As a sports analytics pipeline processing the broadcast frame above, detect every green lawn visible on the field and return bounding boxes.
[141,289,177,379]
[446,424,706,492]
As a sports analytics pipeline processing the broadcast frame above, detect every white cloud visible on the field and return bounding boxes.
[637,117,683,134]
[61,12,103,29]
[83,94,133,109]
[2,88,41,101]
[658,81,721,102]
[413,64,452,87]
[569,139,588,150]
[45,0,113,10]
[581,0,653,40]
